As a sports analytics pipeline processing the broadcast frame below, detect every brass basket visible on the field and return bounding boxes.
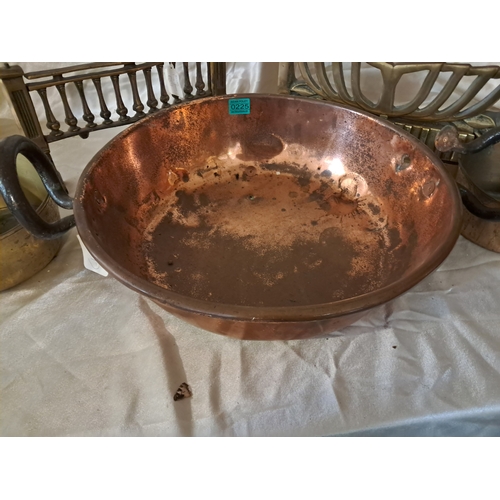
[278,62,500,161]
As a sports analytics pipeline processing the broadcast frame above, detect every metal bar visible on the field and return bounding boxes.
[206,62,212,96]
[410,66,468,118]
[74,81,96,128]
[92,77,113,124]
[143,67,158,112]
[441,63,500,79]
[24,62,125,79]
[331,63,354,103]
[127,72,145,118]
[110,74,129,122]
[314,63,339,100]
[297,62,326,98]
[209,62,226,96]
[419,127,430,144]
[26,62,162,91]
[351,62,378,110]
[277,62,295,94]
[37,88,63,137]
[432,73,497,120]
[156,64,170,108]
[44,112,147,143]
[56,83,80,132]
[452,85,500,121]
[392,66,442,116]
[195,62,206,97]
[169,63,182,104]
[182,62,194,99]
[0,64,50,154]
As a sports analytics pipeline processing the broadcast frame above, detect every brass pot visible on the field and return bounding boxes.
[0,154,62,291]
[435,125,500,253]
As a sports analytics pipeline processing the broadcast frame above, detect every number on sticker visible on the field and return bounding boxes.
[229,98,250,115]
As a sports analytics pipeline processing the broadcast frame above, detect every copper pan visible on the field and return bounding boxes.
[0,95,464,340]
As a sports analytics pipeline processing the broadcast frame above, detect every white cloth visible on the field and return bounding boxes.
[1,63,500,436]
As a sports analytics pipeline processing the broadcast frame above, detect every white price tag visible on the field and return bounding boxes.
[165,63,184,98]
[77,235,108,277]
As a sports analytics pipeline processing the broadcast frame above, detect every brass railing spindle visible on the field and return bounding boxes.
[74,81,96,128]
[110,74,129,122]
[92,77,113,125]
[143,67,158,112]
[36,88,63,137]
[56,83,80,132]
[183,62,194,99]
[128,71,145,118]
[195,62,206,97]
[156,64,170,108]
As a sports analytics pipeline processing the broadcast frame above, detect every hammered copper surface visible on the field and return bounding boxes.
[73,95,462,340]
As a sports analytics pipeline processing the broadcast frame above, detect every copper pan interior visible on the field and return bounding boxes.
[76,95,459,314]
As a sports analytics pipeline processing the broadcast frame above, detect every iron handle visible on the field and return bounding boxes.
[457,183,500,222]
[0,135,76,240]
[435,124,500,154]
[434,125,500,221]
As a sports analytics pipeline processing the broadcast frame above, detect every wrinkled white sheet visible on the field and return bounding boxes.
[1,63,500,436]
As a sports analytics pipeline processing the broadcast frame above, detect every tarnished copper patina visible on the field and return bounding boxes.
[67,95,462,339]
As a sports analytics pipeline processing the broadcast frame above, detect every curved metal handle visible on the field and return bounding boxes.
[435,124,500,154]
[458,183,500,221]
[434,125,500,221]
[0,135,76,240]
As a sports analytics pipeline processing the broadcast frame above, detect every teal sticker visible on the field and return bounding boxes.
[229,98,250,115]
